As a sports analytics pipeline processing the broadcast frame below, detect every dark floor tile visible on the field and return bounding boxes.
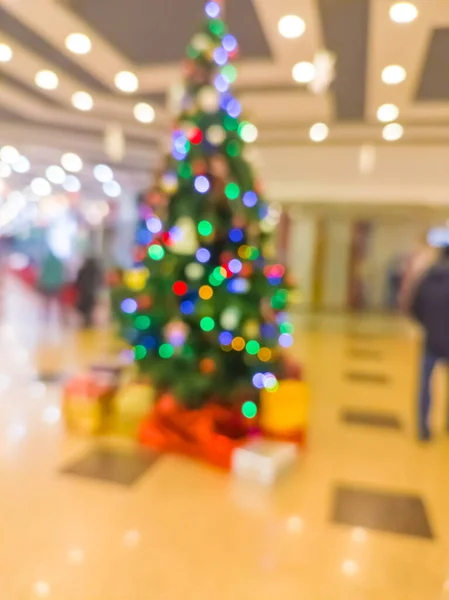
[61,447,159,487]
[347,348,383,360]
[341,408,401,429]
[331,485,434,539]
[344,371,389,384]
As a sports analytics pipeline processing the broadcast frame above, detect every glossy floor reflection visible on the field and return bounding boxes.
[2,278,449,599]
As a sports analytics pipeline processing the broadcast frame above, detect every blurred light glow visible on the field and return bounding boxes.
[43,405,61,424]
[35,69,59,90]
[194,175,210,193]
[46,165,66,184]
[63,174,81,193]
[278,15,306,38]
[309,122,329,142]
[292,61,316,83]
[12,155,30,173]
[222,34,238,53]
[382,64,406,84]
[123,530,141,547]
[205,1,221,18]
[71,90,93,111]
[33,581,50,598]
[341,559,359,577]
[61,152,83,172]
[134,102,155,123]
[68,548,85,565]
[287,516,304,533]
[65,32,91,54]
[103,180,121,197]
[31,177,52,196]
[0,43,12,62]
[94,164,113,183]
[0,145,19,164]
[377,103,399,123]
[382,122,403,141]
[115,71,139,93]
[239,123,258,143]
[0,163,11,178]
[389,2,418,23]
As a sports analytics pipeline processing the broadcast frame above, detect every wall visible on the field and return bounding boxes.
[321,220,351,310]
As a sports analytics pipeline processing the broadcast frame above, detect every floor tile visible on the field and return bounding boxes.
[61,446,159,486]
[341,408,401,429]
[331,484,434,539]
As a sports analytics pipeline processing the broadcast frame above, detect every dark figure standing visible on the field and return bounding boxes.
[411,246,449,440]
[75,257,101,328]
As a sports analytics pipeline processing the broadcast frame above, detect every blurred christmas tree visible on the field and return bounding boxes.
[113,0,294,408]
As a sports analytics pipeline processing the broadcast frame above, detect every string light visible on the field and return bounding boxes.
[173,281,188,296]
[258,348,272,362]
[196,248,211,263]
[121,299,137,314]
[279,333,293,348]
[213,47,228,66]
[239,122,258,143]
[242,401,257,419]
[228,259,242,274]
[148,245,164,260]
[205,1,221,18]
[146,217,162,233]
[219,331,233,345]
[229,228,244,243]
[194,175,210,193]
[252,373,264,389]
[246,340,260,355]
[135,316,151,330]
[159,344,174,358]
[134,345,147,360]
[222,34,238,53]
[243,191,258,207]
[200,317,215,332]
[199,285,213,300]
[180,300,195,315]
[198,220,213,236]
[225,182,240,200]
[232,337,245,351]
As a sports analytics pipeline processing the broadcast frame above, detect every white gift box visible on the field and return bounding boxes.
[231,439,298,486]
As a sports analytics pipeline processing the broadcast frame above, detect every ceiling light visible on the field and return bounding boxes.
[309,122,329,142]
[389,2,418,23]
[0,43,13,62]
[341,560,359,577]
[35,70,59,90]
[46,165,66,185]
[114,71,139,93]
[278,15,306,39]
[292,61,316,83]
[377,103,400,122]
[382,122,404,141]
[65,33,91,55]
[134,102,155,123]
[71,91,93,111]
[63,175,81,193]
[0,163,11,178]
[12,155,30,173]
[0,145,20,164]
[61,152,82,173]
[103,180,121,198]
[93,164,113,183]
[382,65,406,84]
[31,177,52,197]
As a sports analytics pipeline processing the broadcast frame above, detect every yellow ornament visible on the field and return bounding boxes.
[124,268,149,292]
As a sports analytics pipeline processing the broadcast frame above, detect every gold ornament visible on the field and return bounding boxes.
[124,267,149,292]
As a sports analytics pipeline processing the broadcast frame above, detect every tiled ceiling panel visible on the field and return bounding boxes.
[68,0,272,64]
[317,0,370,120]
[416,29,449,100]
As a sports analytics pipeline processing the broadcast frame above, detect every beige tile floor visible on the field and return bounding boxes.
[2,278,449,599]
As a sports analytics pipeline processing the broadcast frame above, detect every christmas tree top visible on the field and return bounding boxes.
[113,0,294,408]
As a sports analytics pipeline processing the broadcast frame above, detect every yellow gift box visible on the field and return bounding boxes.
[109,382,155,438]
[63,376,115,436]
[260,379,309,435]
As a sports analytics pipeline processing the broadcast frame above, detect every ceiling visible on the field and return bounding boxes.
[0,0,449,201]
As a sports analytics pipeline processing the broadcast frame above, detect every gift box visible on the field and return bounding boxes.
[62,375,115,435]
[232,439,298,485]
[260,379,309,444]
[140,395,255,469]
[109,382,155,438]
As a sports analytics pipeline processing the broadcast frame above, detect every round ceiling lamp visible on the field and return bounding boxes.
[309,123,329,142]
[292,61,316,84]
[65,33,92,55]
[134,102,155,123]
[382,123,404,141]
[35,70,59,90]
[377,103,400,122]
[389,2,418,23]
[114,71,139,93]
[278,15,306,39]
[0,43,13,62]
[71,91,94,111]
[382,65,406,84]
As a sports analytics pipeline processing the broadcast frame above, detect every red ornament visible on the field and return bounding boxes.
[240,263,253,278]
[173,281,188,296]
[222,263,233,278]
[162,232,173,245]
[138,295,152,309]
[189,127,203,145]
[199,358,216,374]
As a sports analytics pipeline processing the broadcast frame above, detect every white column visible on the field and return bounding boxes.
[287,215,317,307]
